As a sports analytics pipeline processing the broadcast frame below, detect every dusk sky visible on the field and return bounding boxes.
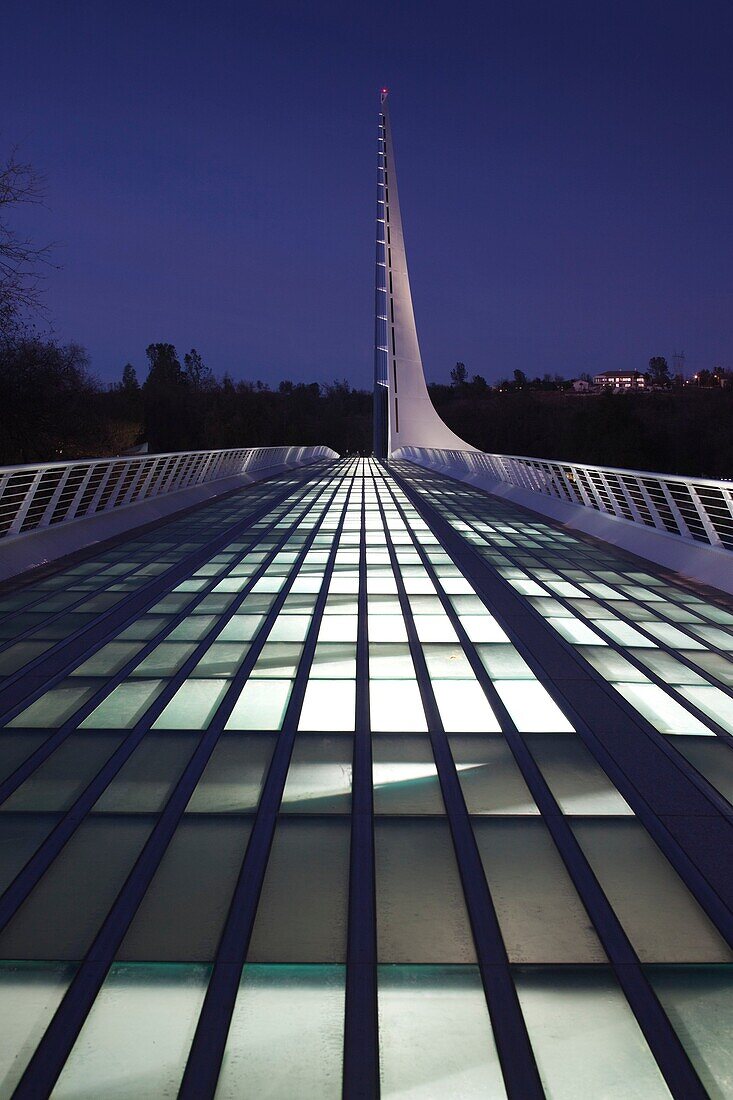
[5,0,733,387]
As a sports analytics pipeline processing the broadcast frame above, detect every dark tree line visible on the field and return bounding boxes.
[0,335,373,464]
[2,332,731,478]
[430,385,733,479]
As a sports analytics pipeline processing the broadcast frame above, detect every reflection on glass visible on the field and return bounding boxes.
[52,963,209,1099]
[95,734,197,813]
[378,966,506,1098]
[1,733,121,812]
[647,965,733,1100]
[0,961,76,1097]
[473,820,604,963]
[432,681,500,733]
[129,643,197,677]
[370,680,427,732]
[494,681,574,733]
[281,736,353,813]
[0,816,154,960]
[515,967,671,1099]
[450,736,537,814]
[572,820,732,963]
[375,819,475,963]
[613,684,711,735]
[524,735,632,815]
[674,738,733,807]
[120,818,252,961]
[372,737,443,815]
[9,683,96,728]
[299,681,355,732]
[216,965,345,1099]
[249,819,350,962]
[153,680,229,730]
[226,680,292,730]
[80,681,165,729]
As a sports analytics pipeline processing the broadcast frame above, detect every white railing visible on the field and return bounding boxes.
[393,447,733,552]
[0,445,338,541]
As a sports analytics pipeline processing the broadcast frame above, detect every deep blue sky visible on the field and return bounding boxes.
[4,0,733,386]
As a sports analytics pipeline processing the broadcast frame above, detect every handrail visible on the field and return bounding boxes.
[0,445,338,541]
[393,446,733,552]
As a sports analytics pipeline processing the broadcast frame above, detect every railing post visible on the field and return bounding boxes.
[8,469,45,535]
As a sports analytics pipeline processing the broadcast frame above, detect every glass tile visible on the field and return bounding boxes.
[1,733,121,812]
[525,734,633,814]
[117,617,169,641]
[0,816,65,896]
[375,819,476,963]
[450,736,538,814]
[433,680,501,733]
[643,622,704,649]
[647,965,733,1099]
[414,615,460,643]
[8,683,96,728]
[0,961,76,1098]
[52,963,209,1099]
[226,680,292,730]
[423,644,474,679]
[249,819,350,962]
[378,966,506,1098]
[688,625,733,651]
[299,680,355,732]
[473,820,604,962]
[95,734,198,812]
[614,683,712,735]
[678,686,733,734]
[460,617,509,644]
[0,816,154,960]
[369,644,415,679]
[239,593,277,614]
[629,650,705,684]
[150,677,225,730]
[80,680,166,729]
[129,643,197,677]
[368,616,408,643]
[216,615,265,642]
[0,640,54,675]
[190,643,250,677]
[250,642,303,679]
[216,965,345,1100]
[187,735,275,813]
[120,818,253,960]
[580,647,650,682]
[268,616,313,642]
[547,617,606,645]
[71,642,145,677]
[373,737,443,814]
[573,820,733,962]
[686,652,733,687]
[309,643,357,679]
[494,681,574,733]
[596,621,656,648]
[281,736,353,813]
[515,967,671,1099]
[370,680,427,732]
[476,644,534,680]
[674,738,733,806]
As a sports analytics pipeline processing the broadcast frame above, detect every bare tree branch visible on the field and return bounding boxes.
[0,149,54,338]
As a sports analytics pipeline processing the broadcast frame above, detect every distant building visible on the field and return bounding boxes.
[593,370,646,390]
[572,378,592,392]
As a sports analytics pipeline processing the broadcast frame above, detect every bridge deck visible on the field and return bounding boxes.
[0,458,732,1098]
